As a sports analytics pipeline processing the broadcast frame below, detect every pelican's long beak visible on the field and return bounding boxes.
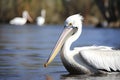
[27,14,33,23]
[44,27,75,67]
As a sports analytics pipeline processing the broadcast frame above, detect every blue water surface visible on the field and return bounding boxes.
[0,24,120,80]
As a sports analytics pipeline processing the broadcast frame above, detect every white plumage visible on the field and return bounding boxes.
[81,50,120,71]
[10,10,33,25]
[10,18,27,25]
[44,14,120,74]
[36,9,46,26]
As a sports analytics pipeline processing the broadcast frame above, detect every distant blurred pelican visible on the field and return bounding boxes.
[10,10,33,25]
[44,14,120,74]
[36,9,46,26]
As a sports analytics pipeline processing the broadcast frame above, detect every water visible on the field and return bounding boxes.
[0,24,120,80]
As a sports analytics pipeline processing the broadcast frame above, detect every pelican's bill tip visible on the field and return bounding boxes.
[44,63,48,67]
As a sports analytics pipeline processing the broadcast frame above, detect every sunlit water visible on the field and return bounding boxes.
[0,24,120,80]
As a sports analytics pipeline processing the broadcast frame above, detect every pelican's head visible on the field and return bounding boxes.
[41,9,46,18]
[44,14,83,67]
[65,14,83,28]
[22,10,33,23]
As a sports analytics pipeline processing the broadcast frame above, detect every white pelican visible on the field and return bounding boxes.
[44,14,120,74]
[10,10,33,25]
[36,9,46,26]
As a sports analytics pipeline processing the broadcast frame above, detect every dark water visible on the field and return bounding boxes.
[0,24,120,80]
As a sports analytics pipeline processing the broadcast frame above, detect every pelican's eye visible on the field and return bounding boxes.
[68,23,72,26]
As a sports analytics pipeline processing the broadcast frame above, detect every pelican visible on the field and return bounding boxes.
[10,10,33,25]
[44,14,120,74]
[36,9,46,26]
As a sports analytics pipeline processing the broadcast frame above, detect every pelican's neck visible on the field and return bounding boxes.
[22,11,28,19]
[63,24,82,53]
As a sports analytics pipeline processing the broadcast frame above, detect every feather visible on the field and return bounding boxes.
[80,50,120,71]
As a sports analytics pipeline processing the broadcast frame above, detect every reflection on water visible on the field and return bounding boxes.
[61,73,120,80]
[0,24,120,80]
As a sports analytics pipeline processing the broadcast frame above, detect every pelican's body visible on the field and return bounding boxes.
[36,9,46,26]
[10,10,33,25]
[44,14,120,74]
[10,18,27,25]
[37,17,45,26]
